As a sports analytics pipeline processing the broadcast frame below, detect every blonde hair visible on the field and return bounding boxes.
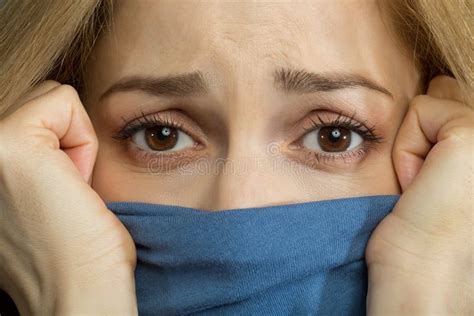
[383,0,473,102]
[0,0,113,117]
[0,0,472,118]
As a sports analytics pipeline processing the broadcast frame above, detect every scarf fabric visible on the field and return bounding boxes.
[106,194,399,315]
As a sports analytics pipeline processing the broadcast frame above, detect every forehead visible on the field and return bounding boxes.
[85,0,419,100]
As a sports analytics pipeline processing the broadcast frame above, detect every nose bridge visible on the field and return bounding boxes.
[207,125,306,211]
[222,75,273,196]
[202,60,305,210]
[212,144,274,210]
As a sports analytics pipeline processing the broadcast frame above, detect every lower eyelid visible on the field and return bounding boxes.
[124,138,206,167]
[285,140,376,169]
[315,146,367,162]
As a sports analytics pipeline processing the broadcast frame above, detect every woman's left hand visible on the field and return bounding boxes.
[365,75,473,315]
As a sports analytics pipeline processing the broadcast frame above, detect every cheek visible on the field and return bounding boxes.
[91,152,136,202]
[293,161,401,200]
[90,143,216,206]
[290,125,403,199]
[348,156,401,196]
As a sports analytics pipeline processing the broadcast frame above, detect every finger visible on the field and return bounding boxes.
[426,75,471,104]
[2,84,98,183]
[392,94,473,192]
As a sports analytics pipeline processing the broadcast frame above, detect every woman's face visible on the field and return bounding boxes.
[83,0,420,210]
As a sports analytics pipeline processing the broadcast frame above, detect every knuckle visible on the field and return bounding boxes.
[428,75,457,89]
[55,84,80,102]
[444,125,474,145]
[408,94,430,110]
[41,80,62,90]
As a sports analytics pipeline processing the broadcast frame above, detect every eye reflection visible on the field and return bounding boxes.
[302,126,364,152]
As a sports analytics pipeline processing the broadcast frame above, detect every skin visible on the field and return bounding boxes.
[0,0,472,314]
[0,82,138,314]
[82,0,420,210]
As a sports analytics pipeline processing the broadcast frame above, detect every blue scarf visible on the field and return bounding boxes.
[106,194,399,315]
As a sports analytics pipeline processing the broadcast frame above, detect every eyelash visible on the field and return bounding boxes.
[112,110,187,142]
[298,110,384,163]
[112,109,384,166]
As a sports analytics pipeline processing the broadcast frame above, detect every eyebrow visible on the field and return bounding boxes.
[99,68,393,101]
[273,67,393,98]
[99,71,208,101]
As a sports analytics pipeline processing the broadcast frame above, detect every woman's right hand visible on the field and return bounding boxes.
[0,81,138,315]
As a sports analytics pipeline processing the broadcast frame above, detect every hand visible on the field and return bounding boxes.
[365,75,473,315]
[0,81,138,315]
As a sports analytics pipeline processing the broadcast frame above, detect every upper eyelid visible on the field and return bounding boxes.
[112,115,182,141]
[113,108,384,147]
[302,115,368,134]
[301,111,384,143]
[127,110,185,131]
[312,111,370,131]
[112,110,207,146]
[305,117,369,134]
[127,114,183,134]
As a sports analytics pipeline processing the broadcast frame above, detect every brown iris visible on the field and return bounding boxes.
[145,126,178,151]
[318,126,351,152]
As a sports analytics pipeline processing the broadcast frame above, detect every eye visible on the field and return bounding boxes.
[287,111,384,168]
[132,125,195,152]
[302,126,364,153]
